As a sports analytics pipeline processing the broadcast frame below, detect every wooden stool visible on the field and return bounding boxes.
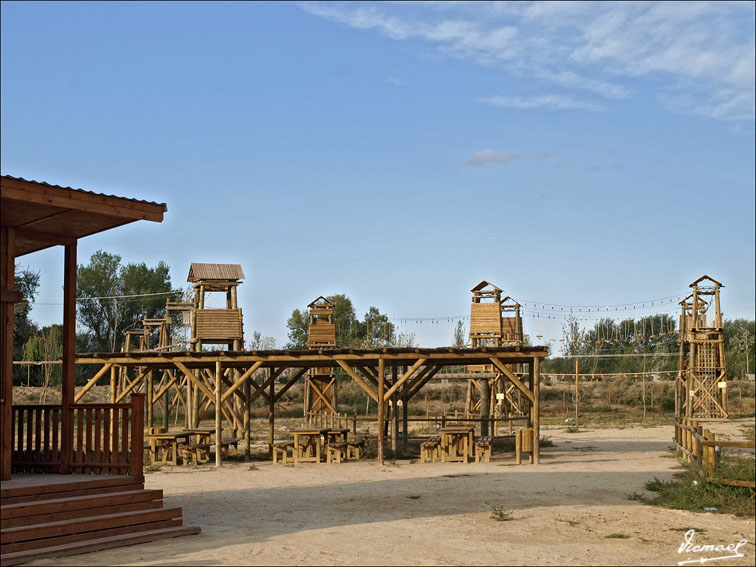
[272,440,294,464]
[326,441,348,463]
[420,436,441,463]
[515,428,534,465]
[347,439,366,460]
[475,436,493,463]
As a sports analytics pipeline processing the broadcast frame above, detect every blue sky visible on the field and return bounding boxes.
[2,1,754,348]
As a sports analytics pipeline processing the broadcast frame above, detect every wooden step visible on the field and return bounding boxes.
[0,525,202,566]
[1,507,182,545]
[0,475,145,504]
[1,489,163,521]
[0,480,144,506]
[2,498,164,529]
[2,516,184,553]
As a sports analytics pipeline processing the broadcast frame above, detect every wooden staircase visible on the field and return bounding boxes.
[0,475,200,565]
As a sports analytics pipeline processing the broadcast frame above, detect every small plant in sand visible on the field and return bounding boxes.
[248,464,259,471]
[605,533,631,539]
[486,502,513,521]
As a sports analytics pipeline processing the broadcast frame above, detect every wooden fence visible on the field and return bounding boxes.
[11,394,144,476]
[673,417,755,488]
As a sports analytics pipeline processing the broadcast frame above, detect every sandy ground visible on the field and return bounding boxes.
[29,423,755,567]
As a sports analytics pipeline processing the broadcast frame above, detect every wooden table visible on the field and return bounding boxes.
[292,428,329,464]
[440,426,475,463]
[146,432,190,466]
[182,428,215,445]
[325,428,350,444]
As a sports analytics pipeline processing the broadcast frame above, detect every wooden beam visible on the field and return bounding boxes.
[73,363,113,403]
[384,358,427,400]
[175,362,215,402]
[335,360,378,402]
[273,368,308,402]
[115,368,150,403]
[247,366,287,406]
[489,357,535,403]
[215,360,222,467]
[221,361,263,403]
[404,366,441,401]
[378,358,385,465]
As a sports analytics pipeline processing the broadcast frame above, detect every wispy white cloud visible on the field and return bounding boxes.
[300,1,755,120]
[466,149,525,167]
[481,94,606,112]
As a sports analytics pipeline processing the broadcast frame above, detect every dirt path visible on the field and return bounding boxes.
[29,424,755,566]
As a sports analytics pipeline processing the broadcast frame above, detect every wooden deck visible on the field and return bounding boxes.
[0,474,199,565]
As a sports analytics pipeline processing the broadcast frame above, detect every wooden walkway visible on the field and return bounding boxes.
[76,346,548,466]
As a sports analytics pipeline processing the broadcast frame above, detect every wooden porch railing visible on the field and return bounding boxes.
[11,393,144,476]
[673,416,755,488]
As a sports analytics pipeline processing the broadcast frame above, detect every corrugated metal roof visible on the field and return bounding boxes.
[187,263,245,282]
[1,175,167,210]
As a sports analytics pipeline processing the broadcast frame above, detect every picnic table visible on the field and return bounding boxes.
[325,427,350,444]
[146,431,190,466]
[182,428,215,444]
[439,426,475,463]
[292,428,329,464]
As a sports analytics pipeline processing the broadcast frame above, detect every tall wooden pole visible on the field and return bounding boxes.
[215,360,222,468]
[269,367,275,459]
[533,357,541,464]
[146,369,154,429]
[61,243,77,475]
[243,378,251,460]
[575,358,579,431]
[1,226,16,480]
[378,358,385,465]
[391,364,398,453]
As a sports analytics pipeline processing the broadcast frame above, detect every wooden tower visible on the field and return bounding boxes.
[676,275,728,418]
[466,281,525,434]
[304,297,338,417]
[187,263,245,351]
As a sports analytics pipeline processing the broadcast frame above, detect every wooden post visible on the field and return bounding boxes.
[215,360,222,468]
[61,243,77,475]
[1,226,16,481]
[574,358,579,431]
[185,376,192,429]
[146,370,154,429]
[110,365,117,403]
[533,357,541,464]
[244,379,251,461]
[391,365,398,453]
[192,383,199,428]
[269,368,275,459]
[480,379,490,436]
[402,395,409,453]
[378,359,385,465]
[162,371,170,430]
[130,393,145,476]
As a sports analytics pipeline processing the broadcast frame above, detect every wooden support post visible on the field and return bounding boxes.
[185,377,192,429]
[533,357,541,464]
[110,365,117,403]
[378,359,385,465]
[147,370,154,430]
[391,365,398,453]
[215,360,222,468]
[480,378,490,436]
[575,359,579,431]
[130,393,145,476]
[402,395,409,453]
[192,383,199,428]
[244,379,251,461]
[162,370,170,429]
[269,368,275,459]
[60,243,77,475]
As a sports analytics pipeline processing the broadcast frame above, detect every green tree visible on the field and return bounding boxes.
[13,266,40,384]
[724,319,756,379]
[22,325,62,402]
[77,250,176,352]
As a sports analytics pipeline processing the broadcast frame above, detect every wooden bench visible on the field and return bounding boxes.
[347,438,366,460]
[475,436,493,463]
[219,438,241,459]
[272,440,294,464]
[326,441,348,464]
[420,436,442,463]
[181,443,211,465]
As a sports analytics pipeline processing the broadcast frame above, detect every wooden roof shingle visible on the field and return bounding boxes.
[187,263,245,282]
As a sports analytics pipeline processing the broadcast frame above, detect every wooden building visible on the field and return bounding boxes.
[676,275,728,418]
[304,296,337,417]
[0,176,198,564]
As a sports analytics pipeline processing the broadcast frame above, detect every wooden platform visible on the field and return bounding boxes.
[0,475,199,565]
